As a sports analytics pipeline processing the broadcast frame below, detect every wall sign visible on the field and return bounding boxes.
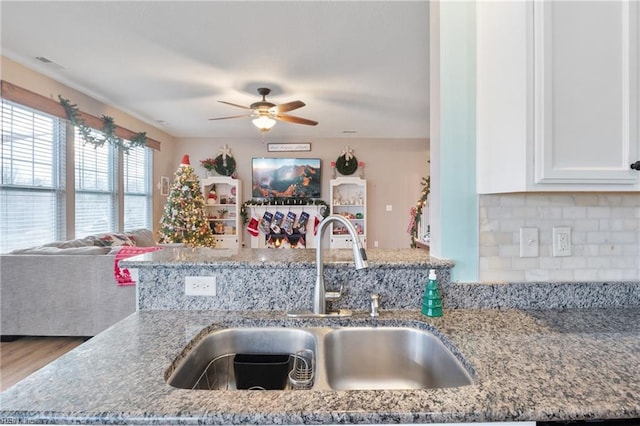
[267,143,311,152]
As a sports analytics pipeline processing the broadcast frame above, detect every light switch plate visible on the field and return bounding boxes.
[519,228,539,257]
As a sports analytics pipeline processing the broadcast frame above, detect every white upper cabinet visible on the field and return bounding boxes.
[477,1,639,193]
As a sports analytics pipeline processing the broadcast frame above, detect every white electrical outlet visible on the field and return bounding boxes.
[519,227,539,257]
[552,227,571,257]
[185,276,217,296]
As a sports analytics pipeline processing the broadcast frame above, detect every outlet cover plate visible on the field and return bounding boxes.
[552,227,571,257]
[185,276,217,296]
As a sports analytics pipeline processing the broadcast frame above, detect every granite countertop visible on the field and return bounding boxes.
[121,247,454,269]
[1,308,638,425]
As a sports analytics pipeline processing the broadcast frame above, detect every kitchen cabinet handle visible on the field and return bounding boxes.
[631,161,640,171]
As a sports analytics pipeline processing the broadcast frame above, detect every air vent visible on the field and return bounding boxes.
[34,56,64,69]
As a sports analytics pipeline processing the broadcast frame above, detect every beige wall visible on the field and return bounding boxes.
[175,137,429,249]
[1,56,177,235]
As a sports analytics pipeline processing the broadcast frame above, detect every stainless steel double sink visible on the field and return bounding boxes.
[167,326,473,391]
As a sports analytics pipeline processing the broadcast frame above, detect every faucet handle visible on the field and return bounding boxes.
[325,285,343,301]
[370,293,380,317]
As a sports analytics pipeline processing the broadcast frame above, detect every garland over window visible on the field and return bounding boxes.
[59,96,147,153]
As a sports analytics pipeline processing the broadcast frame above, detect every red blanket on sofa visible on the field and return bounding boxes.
[114,246,163,286]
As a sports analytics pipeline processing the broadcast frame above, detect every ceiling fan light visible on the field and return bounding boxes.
[253,116,276,132]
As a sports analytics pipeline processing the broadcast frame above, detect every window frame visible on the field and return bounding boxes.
[1,100,67,252]
[0,96,155,252]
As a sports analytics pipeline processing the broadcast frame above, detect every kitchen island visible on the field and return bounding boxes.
[0,248,638,424]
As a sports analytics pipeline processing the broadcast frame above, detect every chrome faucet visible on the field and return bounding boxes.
[313,215,368,314]
[287,214,368,318]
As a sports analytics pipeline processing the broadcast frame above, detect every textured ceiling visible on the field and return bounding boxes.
[1,1,430,140]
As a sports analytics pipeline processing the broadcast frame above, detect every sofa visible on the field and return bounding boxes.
[0,229,156,338]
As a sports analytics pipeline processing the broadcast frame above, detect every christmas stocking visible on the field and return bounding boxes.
[282,211,297,235]
[295,211,310,234]
[270,211,285,234]
[247,216,259,237]
[313,214,322,235]
[259,211,273,234]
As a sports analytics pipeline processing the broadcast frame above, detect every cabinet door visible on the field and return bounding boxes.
[534,0,639,185]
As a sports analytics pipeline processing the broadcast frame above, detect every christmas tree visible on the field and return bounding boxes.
[159,155,216,247]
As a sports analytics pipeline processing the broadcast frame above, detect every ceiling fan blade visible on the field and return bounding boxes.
[208,114,253,121]
[273,100,305,113]
[218,100,252,110]
[275,114,318,126]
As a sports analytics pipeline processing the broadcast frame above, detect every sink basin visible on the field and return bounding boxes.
[323,327,472,390]
[167,327,317,390]
[167,325,472,391]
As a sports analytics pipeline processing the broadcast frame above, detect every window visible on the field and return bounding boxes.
[123,146,152,230]
[0,100,66,252]
[74,129,118,237]
[0,96,154,253]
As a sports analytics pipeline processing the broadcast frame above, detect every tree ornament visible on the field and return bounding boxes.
[335,146,358,176]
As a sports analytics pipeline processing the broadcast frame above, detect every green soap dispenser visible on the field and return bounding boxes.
[422,269,443,317]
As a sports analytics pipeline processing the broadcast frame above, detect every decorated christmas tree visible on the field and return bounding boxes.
[159,155,216,247]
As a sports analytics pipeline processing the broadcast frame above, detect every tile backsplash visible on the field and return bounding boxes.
[479,193,640,282]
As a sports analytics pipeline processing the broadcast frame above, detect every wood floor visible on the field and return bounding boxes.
[0,336,87,391]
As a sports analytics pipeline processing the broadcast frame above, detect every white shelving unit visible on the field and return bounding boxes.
[201,176,242,249]
[329,177,367,249]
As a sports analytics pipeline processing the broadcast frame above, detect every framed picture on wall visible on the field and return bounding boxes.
[159,176,170,196]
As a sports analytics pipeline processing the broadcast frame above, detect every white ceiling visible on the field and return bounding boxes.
[1,1,429,140]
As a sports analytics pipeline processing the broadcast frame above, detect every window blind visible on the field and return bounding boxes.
[74,129,117,238]
[123,146,152,230]
[0,100,66,253]
[1,95,154,251]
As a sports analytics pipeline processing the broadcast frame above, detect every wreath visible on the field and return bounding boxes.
[213,154,236,176]
[336,153,358,175]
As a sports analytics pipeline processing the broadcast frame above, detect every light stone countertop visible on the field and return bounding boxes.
[0,308,638,424]
[121,247,454,269]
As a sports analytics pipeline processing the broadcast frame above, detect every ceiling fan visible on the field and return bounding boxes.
[209,88,318,132]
